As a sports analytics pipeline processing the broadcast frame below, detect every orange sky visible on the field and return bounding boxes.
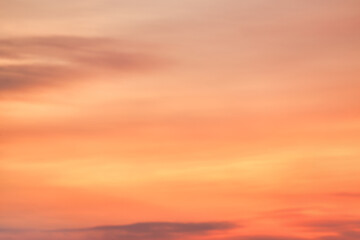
[1,1,360,240]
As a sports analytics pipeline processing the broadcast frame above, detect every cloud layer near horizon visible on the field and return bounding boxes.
[2,219,360,240]
[0,221,237,240]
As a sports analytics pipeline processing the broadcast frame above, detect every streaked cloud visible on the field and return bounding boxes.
[0,36,162,92]
[56,221,237,233]
[303,219,360,232]
[0,222,238,240]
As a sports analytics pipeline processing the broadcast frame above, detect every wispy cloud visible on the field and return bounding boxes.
[303,219,360,232]
[0,221,238,240]
[332,192,360,198]
[0,228,30,233]
[231,236,305,240]
[0,36,162,92]
[56,221,237,232]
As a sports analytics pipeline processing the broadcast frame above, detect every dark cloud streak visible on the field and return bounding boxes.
[0,36,162,92]
[58,221,237,232]
[0,221,238,240]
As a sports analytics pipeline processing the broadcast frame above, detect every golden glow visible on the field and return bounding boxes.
[1,1,360,240]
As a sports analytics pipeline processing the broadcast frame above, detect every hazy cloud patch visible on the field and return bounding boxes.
[0,36,163,92]
[0,221,238,240]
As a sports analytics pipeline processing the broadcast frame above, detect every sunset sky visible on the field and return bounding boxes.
[1,1,360,240]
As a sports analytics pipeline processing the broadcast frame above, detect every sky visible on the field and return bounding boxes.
[0,0,360,240]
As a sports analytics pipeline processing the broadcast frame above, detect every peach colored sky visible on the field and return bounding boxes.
[1,1,360,240]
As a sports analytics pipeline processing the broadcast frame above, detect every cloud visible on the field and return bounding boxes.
[319,231,360,240]
[0,221,238,240]
[0,64,77,91]
[65,221,236,232]
[233,237,305,240]
[299,219,360,240]
[56,221,237,240]
[0,228,29,233]
[333,192,360,198]
[303,219,360,232]
[0,36,162,92]
[210,218,360,240]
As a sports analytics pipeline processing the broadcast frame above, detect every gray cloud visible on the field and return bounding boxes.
[0,221,238,240]
[4,220,360,240]
[0,64,77,91]
[55,221,238,240]
[0,36,162,92]
[0,227,30,233]
[78,221,234,232]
